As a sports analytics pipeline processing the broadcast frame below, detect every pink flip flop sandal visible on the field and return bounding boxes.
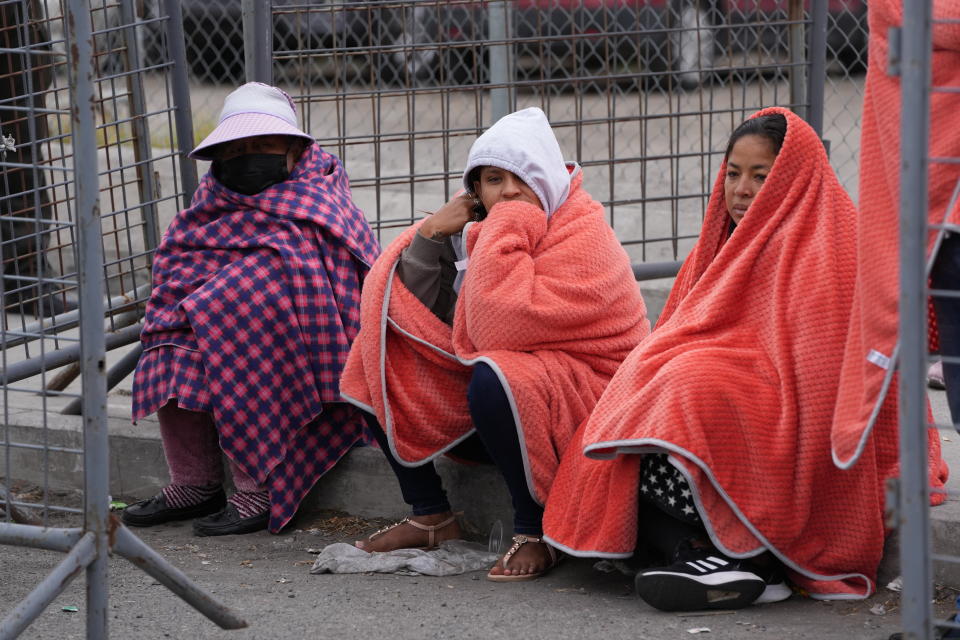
[355,513,459,551]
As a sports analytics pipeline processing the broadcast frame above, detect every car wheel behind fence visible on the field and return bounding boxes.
[672,1,716,90]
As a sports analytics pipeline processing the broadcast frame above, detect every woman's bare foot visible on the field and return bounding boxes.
[355,511,461,552]
[488,536,558,580]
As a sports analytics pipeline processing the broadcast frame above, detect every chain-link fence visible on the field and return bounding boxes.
[0,0,244,636]
[107,0,867,255]
[3,0,175,386]
[226,0,865,267]
[128,0,866,254]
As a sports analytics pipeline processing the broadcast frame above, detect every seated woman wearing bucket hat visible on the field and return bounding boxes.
[339,107,649,580]
[541,108,949,610]
[122,83,380,536]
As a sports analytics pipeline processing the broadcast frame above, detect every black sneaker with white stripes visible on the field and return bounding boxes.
[634,540,766,612]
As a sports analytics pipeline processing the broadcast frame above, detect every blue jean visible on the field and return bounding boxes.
[932,231,960,428]
[363,362,544,536]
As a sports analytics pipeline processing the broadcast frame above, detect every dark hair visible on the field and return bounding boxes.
[467,166,482,191]
[724,113,788,160]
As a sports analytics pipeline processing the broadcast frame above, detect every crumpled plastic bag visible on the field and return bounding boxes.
[309,540,498,577]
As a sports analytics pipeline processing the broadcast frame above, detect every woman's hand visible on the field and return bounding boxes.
[419,193,476,240]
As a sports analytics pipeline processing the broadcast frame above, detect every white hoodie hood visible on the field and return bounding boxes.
[462,107,575,217]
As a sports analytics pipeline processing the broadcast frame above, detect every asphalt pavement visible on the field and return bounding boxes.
[0,511,943,640]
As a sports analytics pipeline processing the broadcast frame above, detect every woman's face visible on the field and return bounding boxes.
[216,134,302,172]
[724,134,778,225]
[472,166,542,213]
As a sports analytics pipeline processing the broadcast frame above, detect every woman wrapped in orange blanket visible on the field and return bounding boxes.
[542,108,948,610]
[339,107,649,580]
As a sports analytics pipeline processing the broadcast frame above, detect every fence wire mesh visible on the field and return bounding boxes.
[133,2,866,195]
[253,0,867,264]
[2,0,186,483]
[136,0,866,217]
[1,0,243,636]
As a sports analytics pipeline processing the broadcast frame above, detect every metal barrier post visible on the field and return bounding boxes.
[62,345,144,416]
[488,0,512,123]
[243,0,273,84]
[898,0,934,636]
[63,0,111,634]
[163,0,198,197]
[119,0,161,255]
[806,0,827,137]
[1,0,248,635]
[111,525,247,629]
[787,0,806,119]
[2,323,143,385]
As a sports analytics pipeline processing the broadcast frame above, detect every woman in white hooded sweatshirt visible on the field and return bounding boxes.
[341,108,648,580]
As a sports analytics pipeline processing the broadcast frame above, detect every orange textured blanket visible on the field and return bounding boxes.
[339,172,649,501]
[832,0,960,465]
[542,108,946,599]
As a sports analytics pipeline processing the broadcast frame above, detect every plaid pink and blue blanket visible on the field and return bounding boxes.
[133,144,379,531]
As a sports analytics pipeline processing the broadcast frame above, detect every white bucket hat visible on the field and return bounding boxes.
[189,82,314,161]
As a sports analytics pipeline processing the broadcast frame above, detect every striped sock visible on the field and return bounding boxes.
[228,491,270,519]
[161,483,221,509]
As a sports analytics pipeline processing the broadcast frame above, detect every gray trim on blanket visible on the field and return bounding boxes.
[368,256,543,505]
[832,342,899,471]
[377,260,480,468]
[451,354,543,506]
[540,536,632,560]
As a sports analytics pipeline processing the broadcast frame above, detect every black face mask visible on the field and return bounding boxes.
[214,153,289,195]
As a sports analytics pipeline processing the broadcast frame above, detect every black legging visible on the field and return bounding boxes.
[363,361,544,535]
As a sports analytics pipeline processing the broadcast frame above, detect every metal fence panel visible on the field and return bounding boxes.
[0,0,243,635]
[899,1,960,638]
[140,0,866,216]
[256,0,865,266]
